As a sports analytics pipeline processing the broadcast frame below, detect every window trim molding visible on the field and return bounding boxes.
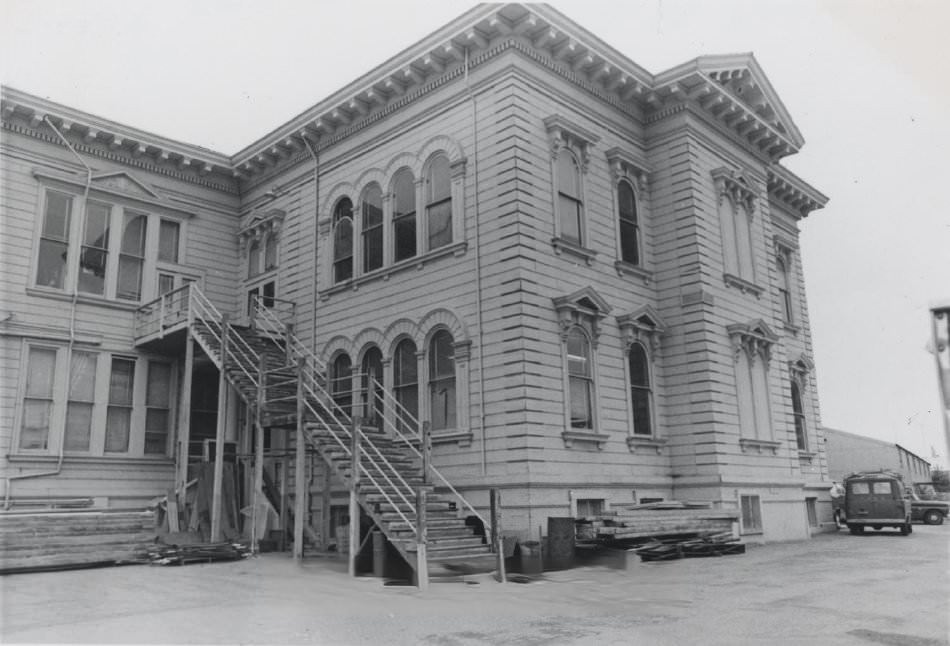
[606,147,650,272]
[545,115,599,249]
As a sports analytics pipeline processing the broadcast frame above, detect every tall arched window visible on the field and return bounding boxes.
[777,255,793,323]
[393,339,418,433]
[428,330,456,430]
[392,169,416,262]
[247,238,261,278]
[264,233,278,271]
[791,380,806,450]
[557,151,583,245]
[361,347,383,429]
[426,155,452,251]
[567,327,593,429]
[628,343,652,436]
[332,198,353,283]
[361,184,383,273]
[618,179,640,265]
[330,353,352,415]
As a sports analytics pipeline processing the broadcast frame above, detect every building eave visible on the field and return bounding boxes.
[767,164,829,219]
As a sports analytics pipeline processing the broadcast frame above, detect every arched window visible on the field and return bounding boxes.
[361,184,383,273]
[361,347,383,429]
[628,343,652,436]
[392,169,416,262]
[556,151,583,245]
[332,198,353,283]
[777,255,793,323]
[428,330,456,430]
[330,353,352,415]
[791,380,806,450]
[426,155,452,250]
[393,339,418,433]
[567,327,593,429]
[618,179,640,265]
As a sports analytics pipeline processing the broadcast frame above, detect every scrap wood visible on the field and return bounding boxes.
[140,541,251,566]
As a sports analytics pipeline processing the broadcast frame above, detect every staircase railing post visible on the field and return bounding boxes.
[210,314,230,543]
[490,488,506,583]
[421,421,431,486]
[348,415,362,577]
[248,294,256,332]
[293,356,308,560]
[158,292,167,336]
[252,353,266,555]
[415,486,429,591]
[284,322,295,366]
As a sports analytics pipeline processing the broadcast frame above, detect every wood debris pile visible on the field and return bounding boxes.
[635,531,745,561]
[139,541,252,566]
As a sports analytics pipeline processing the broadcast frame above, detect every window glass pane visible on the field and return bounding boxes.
[429,331,454,378]
[105,408,131,452]
[26,348,57,397]
[19,400,51,450]
[628,344,649,387]
[117,255,144,301]
[109,358,135,406]
[569,376,592,428]
[69,351,97,401]
[427,200,452,250]
[618,181,637,222]
[559,195,581,244]
[64,402,93,451]
[147,362,172,407]
[361,347,384,428]
[364,227,383,273]
[393,170,415,218]
[556,152,580,197]
[362,185,384,273]
[394,340,418,385]
[429,331,456,431]
[850,482,869,495]
[619,181,640,265]
[248,240,261,278]
[394,213,416,261]
[262,281,275,308]
[158,220,180,263]
[428,155,451,202]
[331,354,352,413]
[83,203,111,246]
[264,234,277,270]
[873,482,893,495]
[121,213,147,255]
[79,204,110,295]
[566,329,590,377]
[158,273,175,295]
[36,239,69,289]
[333,217,354,283]
[631,389,651,436]
[362,185,383,227]
[42,192,72,240]
[145,410,169,454]
[394,340,418,433]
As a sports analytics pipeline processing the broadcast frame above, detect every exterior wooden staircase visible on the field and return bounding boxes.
[137,285,496,580]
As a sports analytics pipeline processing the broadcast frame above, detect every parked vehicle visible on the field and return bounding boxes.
[905,484,949,525]
[841,471,912,536]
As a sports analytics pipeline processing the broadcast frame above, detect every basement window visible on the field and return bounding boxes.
[740,494,763,534]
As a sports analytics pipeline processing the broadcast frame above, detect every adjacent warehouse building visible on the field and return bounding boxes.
[824,427,933,485]
[1,3,832,560]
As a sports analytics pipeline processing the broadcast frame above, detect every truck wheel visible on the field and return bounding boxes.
[848,524,863,535]
[923,510,944,525]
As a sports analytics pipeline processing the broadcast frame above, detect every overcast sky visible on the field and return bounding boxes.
[2,0,948,466]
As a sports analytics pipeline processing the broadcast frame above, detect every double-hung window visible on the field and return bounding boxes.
[425,155,452,251]
[393,339,419,433]
[332,198,354,283]
[36,191,72,289]
[361,185,384,273]
[428,330,456,430]
[392,170,417,262]
[567,327,594,429]
[556,152,584,246]
[19,346,57,450]
[65,351,97,452]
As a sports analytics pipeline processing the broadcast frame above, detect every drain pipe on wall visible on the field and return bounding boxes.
[301,133,320,354]
[464,48,488,476]
[4,117,91,509]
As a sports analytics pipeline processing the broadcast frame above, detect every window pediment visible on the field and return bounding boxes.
[238,208,285,255]
[727,319,778,363]
[553,286,611,342]
[712,167,758,215]
[617,305,666,352]
[90,171,159,199]
[544,114,600,172]
[605,147,649,190]
[788,354,814,384]
[32,168,193,217]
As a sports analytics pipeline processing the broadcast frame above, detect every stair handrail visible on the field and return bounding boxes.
[189,285,261,390]
[356,428,417,530]
[367,375,492,539]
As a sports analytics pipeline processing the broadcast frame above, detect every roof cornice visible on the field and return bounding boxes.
[767,163,829,218]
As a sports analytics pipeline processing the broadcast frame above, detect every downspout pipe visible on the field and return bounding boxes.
[463,48,488,475]
[301,134,320,356]
[4,116,92,509]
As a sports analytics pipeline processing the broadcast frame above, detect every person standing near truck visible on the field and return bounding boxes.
[830,481,846,527]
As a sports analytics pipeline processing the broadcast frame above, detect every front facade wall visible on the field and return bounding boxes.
[0,120,240,507]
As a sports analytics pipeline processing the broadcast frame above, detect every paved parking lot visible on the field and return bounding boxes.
[2,525,948,645]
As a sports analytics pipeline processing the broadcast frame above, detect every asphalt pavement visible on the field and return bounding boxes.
[2,524,947,645]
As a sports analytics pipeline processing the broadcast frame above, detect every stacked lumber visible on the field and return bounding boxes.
[636,531,745,561]
[578,507,738,542]
[139,541,251,566]
[0,508,157,573]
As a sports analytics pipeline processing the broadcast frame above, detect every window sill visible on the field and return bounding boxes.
[798,450,816,465]
[723,273,764,297]
[783,321,801,336]
[614,261,652,284]
[739,438,781,455]
[626,436,667,454]
[321,241,467,300]
[551,237,597,265]
[25,288,141,311]
[7,453,175,466]
[562,429,609,450]
[431,429,473,448]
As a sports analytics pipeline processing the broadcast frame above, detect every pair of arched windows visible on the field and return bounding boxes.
[329,329,457,433]
[332,154,454,284]
[564,326,653,436]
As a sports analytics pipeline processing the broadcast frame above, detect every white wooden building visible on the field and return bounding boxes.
[1,4,831,558]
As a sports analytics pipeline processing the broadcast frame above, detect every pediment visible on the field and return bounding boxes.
[617,305,666,333]
[553,286,611,317]
[90,172,159,199]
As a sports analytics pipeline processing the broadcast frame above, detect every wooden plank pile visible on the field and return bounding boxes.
[635,531,745,561]
[138,541,251,566]
[0,508,157,574]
